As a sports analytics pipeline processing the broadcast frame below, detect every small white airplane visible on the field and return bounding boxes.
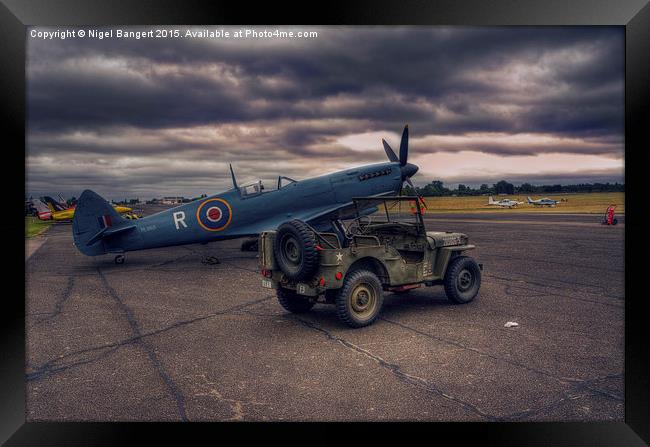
[487,196,524,208]
[527,196,565,207]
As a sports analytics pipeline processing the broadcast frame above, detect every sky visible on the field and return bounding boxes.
[26,26,624,200]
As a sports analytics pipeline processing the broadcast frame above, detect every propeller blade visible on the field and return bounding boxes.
[382,139,399,163]
[405,177,428,210]
[399,125,409,166]
[405,177,414,189]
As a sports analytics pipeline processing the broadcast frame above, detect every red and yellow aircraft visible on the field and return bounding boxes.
[34,197,137,221]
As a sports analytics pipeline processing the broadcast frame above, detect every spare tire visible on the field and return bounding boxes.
[274,219,319,281]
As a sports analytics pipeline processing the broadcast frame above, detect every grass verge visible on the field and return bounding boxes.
[26,216,52,238]
[418,192,624,214]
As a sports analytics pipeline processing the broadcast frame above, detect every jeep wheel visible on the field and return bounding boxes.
[335,270,384,328]
[277,288,315,314]
[274,219,319,282]
[444,256,481,304]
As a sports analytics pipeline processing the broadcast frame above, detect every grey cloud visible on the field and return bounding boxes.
[26,26,624,198]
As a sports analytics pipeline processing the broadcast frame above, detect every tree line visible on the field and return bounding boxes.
[404,180,625,197]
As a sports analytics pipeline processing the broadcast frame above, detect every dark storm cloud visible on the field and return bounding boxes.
[28,27,623,135]
[26,26,624,199]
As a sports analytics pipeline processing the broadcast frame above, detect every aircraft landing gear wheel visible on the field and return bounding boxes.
[276,288,315,314]
[444,256,481,304]
[335,270,384,328]
[114,254,125,265]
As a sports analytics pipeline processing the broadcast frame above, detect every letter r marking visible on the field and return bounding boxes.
[173,211,187,229]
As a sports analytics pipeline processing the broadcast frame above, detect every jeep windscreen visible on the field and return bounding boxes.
[352,197,423,226]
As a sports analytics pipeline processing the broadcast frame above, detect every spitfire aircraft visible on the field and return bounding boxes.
[487,196,524,208]
[73,125,423,263]
[527,196,564,207]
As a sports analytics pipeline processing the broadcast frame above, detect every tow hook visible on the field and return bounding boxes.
[478,263,483,271]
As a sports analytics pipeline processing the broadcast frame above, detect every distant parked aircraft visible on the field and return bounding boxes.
[487,196,523,208]
[527,196,565,207]
[40,195,70,212]
[33,196,134,221]
[31,198,53,220]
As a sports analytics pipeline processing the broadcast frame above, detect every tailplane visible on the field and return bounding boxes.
[72,190,126,256]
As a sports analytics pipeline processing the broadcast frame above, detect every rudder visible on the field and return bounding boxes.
[72,190,124,256]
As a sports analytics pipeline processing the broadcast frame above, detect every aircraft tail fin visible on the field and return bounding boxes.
[527,196,533,203]
[72,190,126,256]
[33,199,52,220]
[58,194,69,209]
[488,196,495,204]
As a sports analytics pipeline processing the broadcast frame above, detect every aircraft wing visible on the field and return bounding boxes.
[302,201,360,223]
[229,201,362,237]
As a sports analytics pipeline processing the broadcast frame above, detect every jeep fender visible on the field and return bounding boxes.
[347,257,390,285]
[433,245,476,278]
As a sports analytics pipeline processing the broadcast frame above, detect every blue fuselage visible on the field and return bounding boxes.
[102,161,404,254]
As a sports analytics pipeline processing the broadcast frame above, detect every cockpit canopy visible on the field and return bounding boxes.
[239,176,298,197]
[240,180,264,197]
[277,176,297,189]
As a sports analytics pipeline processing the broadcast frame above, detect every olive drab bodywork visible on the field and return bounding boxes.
[260,196,483,328]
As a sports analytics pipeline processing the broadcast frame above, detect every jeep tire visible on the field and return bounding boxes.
[277,287,315,314]
[274,219,319,282]
[335,270,384,328]
[444,256,481,304]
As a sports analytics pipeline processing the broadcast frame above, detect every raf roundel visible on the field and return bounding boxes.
[206,206,222,222]
[196,198,232,232]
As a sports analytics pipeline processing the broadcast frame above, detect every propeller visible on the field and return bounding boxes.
[405,177,428,210]
[399,125,408,166]
[382,139,399,163]
[382,125,409,167]
[382,125,427,210]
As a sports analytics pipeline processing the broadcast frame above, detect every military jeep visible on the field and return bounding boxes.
[259,196,482,328]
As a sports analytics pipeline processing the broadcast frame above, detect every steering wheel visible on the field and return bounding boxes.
[345,216,369,236]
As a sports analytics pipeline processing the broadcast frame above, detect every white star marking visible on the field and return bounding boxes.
[336,252,343,262]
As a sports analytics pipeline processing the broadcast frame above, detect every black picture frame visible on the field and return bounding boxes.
[2,0,648,444]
